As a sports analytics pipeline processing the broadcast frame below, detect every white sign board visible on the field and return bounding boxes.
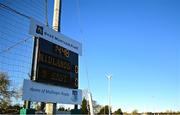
[29,18,82,55]
[22,79,82,105]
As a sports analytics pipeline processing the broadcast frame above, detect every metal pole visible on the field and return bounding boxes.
[88,92,94,115]
[53,0,61,32]
[109,77,110,115]
[24,36,39,109]
[107,75,112,115]
[31,37,39,81]
[45,0,48,26]
[45,0,61,114]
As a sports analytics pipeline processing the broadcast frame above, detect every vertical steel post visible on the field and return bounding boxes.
[107,75,112,115]
[24,36,39,109]
[53,0,61,32]
[45,0,61,114]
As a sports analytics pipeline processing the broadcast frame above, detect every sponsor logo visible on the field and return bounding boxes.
[71,90,78,102]
[36,25,43,35]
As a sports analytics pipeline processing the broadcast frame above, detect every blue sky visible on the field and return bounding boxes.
[56,0,180,112]
[0,0,179,113]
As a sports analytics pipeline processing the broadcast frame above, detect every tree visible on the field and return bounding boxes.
[0,73,12,112]
[0,72,18,113]
[131,109,139,115]
[114,108,123,115]
[81,98,89,114]
[98,105,111,114]
[58,107,65,111]
[92,100,102,114]
[0,73,11,101]
[5,104,21,114]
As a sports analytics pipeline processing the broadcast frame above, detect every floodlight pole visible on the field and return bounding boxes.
[45,0,61,114]
[53,0,61,32]
[107,75,112,115]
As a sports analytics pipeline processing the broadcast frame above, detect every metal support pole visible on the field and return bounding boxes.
[53,0,61,32]
[24,100,30,109]
[45,0,61,114]
[88,92,94,115]
[24,36,39,109]
[31,37,39,81]
[74,105,78,109]
[45,0,48,26]
[107,75,112,115]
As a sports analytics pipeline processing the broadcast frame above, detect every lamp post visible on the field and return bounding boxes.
[106,75,112,115]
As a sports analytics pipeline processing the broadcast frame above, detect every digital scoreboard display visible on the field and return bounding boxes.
[34,38,78,89]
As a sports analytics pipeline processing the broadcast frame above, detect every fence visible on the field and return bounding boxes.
[0,0,47,105]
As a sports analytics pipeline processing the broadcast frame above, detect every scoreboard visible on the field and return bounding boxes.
[29,18,82,89]
[34,38,78,89]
